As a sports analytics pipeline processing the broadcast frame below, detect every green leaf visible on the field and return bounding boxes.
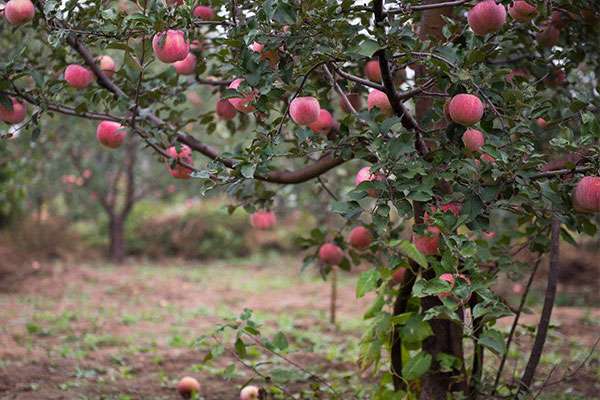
[354,39,382,58]
[396,240,428,268]
[478,329,506,356]
[240,163,256,179]
[402,351,432,380]
[272,332,288,351]
[234,337,247,358]
[400,315,433,345]
[356,269,380,298]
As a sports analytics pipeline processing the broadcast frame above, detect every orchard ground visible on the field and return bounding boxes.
[1,252,599,400]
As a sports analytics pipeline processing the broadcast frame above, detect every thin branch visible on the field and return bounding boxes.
[530,165,595,179]
[388,0,471,14]
[317,176,338,200]
[491,256,543,395]
[194,76,233,86]
[517,218,561,396]
[330,64,386,91]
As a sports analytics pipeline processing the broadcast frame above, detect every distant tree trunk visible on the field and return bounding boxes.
[108,215,125,264]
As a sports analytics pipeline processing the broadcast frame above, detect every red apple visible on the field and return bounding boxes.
[193,5,215,20]
[228,79,257,113]
[240,385,260,400]
[508,1,537,22]
[364,60,382,82]
[166,0,184,5]
[319,243,344,265]
[216,98,237,120]
[96,120,126,149]
[537,23,560,47]
[64,64,95,89]
[390,267,407,286]
[462,128,485,152]
[448,94,484,126]
[166,144,193,179]
[248,41,279,67]
[289,96,320,125]
[97,55,116,79]
[468,0,507,36]
[413,226,441,256]
[172,53,197,75]
[250,211,277,230]
[355,166,385,197]
[367,89,392,115]
[348,226,373,250]
[152,30,190,63]
[438,273,456,298]
[480,153,496,164]
[536,117,548,129]
[572,176,600,213]
[0,97,27,124]
[176,376,200,399]
[308,109,335,134]
[4,0,35,25]
[424,202,462,222]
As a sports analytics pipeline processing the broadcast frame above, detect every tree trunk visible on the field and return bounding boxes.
[108,215,126,264]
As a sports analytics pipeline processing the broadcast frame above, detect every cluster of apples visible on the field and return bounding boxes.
[289,96,337,135]
[177,376,261,399]
[318,225,373,266]
[467,0,568,49]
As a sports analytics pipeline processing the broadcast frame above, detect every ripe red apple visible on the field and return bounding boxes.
[289,96,320,126]
[240,385,260,400]
[216,98,237,120]
[193,5,215,20]
[250,211,277,230]
[367,89,392,115]
[0,97,27,124]
[348,226,373,250]
[319,243,344,265]
[572,176,600,213]
[390,267,407,286]
[96,120,126,149]
[508,1,537,22]
[248,41,279,67]
[550,10,568,28]
[172,53,197,75]
[166,144,193,179]
[545,69,567,87]
[438,273,456,298]
[364,60,382,82]
[537,23,560,47]
[3,0,35,25]
[97,55,116,78]
[308,109,335,134]
[480,153,496,164]
[339,93,362,113]
[467,0,507,36]
[448,94,484,126]
[536,117,548,129]
[176,376,200,399]
[228,78,257,113]
[462,128,485,152]
[64,64,95,89]
[413,226,441,256]
[152,30,190,63]
[355,166,385,197]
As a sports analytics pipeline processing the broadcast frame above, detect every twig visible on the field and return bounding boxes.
[491,255,543,395]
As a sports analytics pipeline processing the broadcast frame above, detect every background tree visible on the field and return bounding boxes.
[1,0,599,399]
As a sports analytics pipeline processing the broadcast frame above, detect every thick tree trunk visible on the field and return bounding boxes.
[108,215,126,264]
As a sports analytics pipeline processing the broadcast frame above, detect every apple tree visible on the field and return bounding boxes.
[1,0,599,398]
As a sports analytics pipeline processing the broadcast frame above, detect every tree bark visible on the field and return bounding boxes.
[108,215,126,264]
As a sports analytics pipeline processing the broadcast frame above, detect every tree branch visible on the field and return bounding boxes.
[517,218,561,396]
